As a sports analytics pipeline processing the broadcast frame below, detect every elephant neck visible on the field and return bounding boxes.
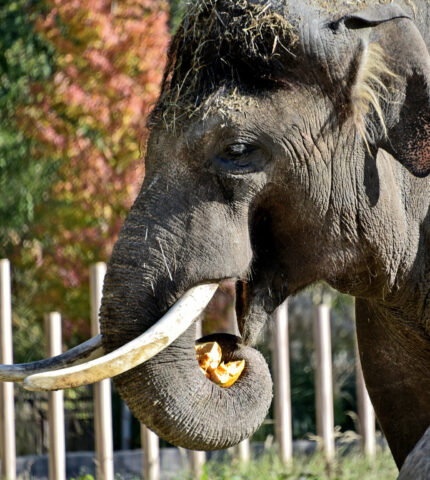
[355,148,430,333]
[355,297,430,467]
[369,240,430,338]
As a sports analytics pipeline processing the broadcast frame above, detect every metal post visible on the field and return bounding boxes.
[46,312,66,480]
[272,300,293,464]
[0,259,16,480]
[355,341,376,458]
[313,304,335,461]
[90,263,114,480]
[189,318,206,478]
[141,425,160,480]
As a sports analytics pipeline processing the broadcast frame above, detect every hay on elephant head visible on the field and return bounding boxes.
[150,0,420,134]
[149,0,298,133]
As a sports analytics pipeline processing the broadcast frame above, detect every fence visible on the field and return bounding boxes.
[0,259,376,479]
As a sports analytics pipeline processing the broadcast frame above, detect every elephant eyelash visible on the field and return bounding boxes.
[351,42,397,151]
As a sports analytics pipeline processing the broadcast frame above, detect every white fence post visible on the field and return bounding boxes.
[314,304,335,461]
[235,440,250,463]
[141,425,160,480]
[90,263,114,480]
[272,300,293,464]
[189,450,205,479]
[189,319,206,478]
[0,259,16,480]
[355,341,376,458]
[46,312,66,480]
[121,401,132,450]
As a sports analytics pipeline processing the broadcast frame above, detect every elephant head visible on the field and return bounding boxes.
[2,0,430,468]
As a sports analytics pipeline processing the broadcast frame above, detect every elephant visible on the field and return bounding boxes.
[1,0,430,474]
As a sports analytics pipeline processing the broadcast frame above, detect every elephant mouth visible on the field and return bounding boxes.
[0,279,255,392]
[193,279,250,387]
[235,279,249,327]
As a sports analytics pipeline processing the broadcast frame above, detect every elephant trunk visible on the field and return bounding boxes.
[99,192,272,450]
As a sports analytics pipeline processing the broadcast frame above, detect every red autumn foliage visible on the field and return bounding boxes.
[15,0,169,337]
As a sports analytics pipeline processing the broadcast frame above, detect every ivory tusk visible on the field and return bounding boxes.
[23,283,218,391]
[0,335,104,382]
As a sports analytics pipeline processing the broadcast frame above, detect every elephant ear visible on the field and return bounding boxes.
[338,6,430,177]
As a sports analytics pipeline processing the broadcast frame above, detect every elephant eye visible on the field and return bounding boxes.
[225,143,255,158]
[214,143,264,173]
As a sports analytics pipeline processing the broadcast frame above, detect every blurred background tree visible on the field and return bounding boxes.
[1,0,169,361]
[1,0,60,361]
[0,1,57,244]
[169,0,186,30]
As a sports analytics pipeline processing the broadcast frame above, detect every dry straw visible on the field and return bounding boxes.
[150,0,299,133]
[350,43,396,151]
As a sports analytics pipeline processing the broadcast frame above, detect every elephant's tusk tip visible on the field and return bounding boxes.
[22,378,48,392]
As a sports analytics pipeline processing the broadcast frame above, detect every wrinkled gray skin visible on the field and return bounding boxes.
[100,0,430,470]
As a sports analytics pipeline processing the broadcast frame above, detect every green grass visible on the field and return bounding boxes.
[71,448,398,480]
[180,449,398,480]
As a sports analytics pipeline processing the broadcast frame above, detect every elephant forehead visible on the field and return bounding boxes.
[149,0,299,133]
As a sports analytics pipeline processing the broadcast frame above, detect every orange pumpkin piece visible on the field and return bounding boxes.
[210,360,245,388]
[195,342,245,387]
[195,342,222,373]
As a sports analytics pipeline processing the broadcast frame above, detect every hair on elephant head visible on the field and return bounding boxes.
[2,0,430,472]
